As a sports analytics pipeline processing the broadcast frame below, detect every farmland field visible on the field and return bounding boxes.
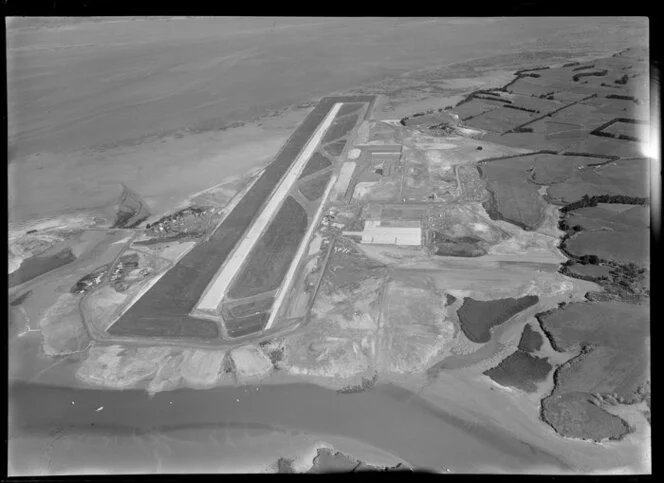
[465,106,536,133]
[228,196,308,299]
[479,161,547,230]
[566,229,648,265]
[547,158,650,204]
[537,301,649,355]
[536,299,649,432]
[457,295,539,343]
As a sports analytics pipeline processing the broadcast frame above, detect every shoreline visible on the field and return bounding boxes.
[8,40,650,475]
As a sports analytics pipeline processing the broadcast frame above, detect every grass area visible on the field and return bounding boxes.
[566,230,648,265]
[547,158,650,204]
[336,103,365,117]
[108,313,220,339]
[299,152,332,179]
[228,196,308,299]
[227,297,274,317]
[224,312,269,338]
[465,107,536,133]
[537,301,648,360]
[300,171,332,202]
[517,323,543,352]
[457,295,539,343]
[483,350,552,393]
[323,140,347,157]
[478,161,546,231]
[322,115,359,144]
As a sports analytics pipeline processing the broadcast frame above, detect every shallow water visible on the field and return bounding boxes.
[8,379,571,474]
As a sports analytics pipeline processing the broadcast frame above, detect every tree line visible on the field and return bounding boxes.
[560,194,648,213]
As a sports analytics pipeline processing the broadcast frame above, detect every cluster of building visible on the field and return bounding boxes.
[145,206,214,235]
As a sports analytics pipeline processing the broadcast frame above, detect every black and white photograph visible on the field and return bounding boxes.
[6,15,653,475]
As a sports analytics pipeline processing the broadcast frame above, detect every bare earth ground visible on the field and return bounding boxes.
[7,17,650,475]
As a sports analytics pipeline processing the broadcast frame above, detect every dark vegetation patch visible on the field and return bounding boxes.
[9,290,32,306]
[445,293,457,306]
[541,389,631,442]
[227,297,274,318]
[107,314,220,339]
[457,295,539,343]
[484,350,552,392]
[572,64,596,72]
[9,247,76,288]
[300,171,332,202]
[322,115,358,144]
[518,323,544,352]
[112,185,151,229]
[572,70,608,82]
[224,312,269,338]
[560,178,647,209]
[605,94,638,102]
[590,117,647,142]
[299,152,332,179]
[428,231,486,257]
[228,197,308,299]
